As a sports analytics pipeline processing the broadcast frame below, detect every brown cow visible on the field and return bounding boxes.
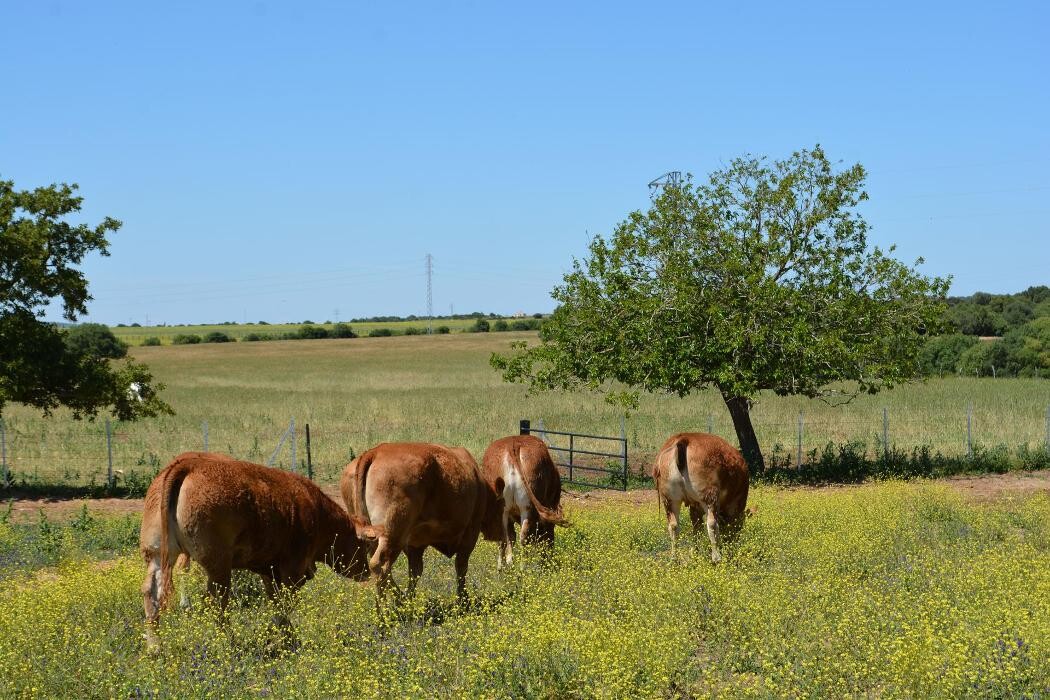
[481,435,568,567]
[140,452,369,648]
[652,433,749,563]
[340,442,505,601]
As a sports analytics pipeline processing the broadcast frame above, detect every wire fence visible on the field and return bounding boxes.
[1,405,1049,490]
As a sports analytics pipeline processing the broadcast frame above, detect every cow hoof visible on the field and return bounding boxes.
[711,551,722,565]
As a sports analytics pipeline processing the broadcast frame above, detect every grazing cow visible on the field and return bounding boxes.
[652,433,749,563]
[127,382,144,403]
[140,452,369,648]
[481,435,568,567]
[340,442,505,600]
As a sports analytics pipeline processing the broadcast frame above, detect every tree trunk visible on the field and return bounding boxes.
[721,393,765,473]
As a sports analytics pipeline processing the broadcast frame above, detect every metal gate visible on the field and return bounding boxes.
[519,419,629,490]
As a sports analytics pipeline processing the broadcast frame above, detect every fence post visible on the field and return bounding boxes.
[1,417,8,488]
[707,415,714,434]
[538,418,547,445]
[105,417,114,488]
[967,404,973,460]
[1045,405,1049,456]
[568,433,575,484]
[882,407,889,460]
[290,418,297,473]
[519,419,531,436]
[305,423,313,480]
[620,415,628,490]
[796,411,803,469]
[202,420,209,452]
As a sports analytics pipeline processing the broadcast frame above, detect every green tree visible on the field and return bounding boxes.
[0,178,171,420]
[492,146,949,470]
[64,323,129,359]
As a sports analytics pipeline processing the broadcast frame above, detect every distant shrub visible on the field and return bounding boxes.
[403,327,423,335]
[493,320,509,332]
[329,323,357,338]
[280,332,300,340]
[510,320,531,331]
[257,321,269,325]
[297,324,329,340]
[130,322,141,327]
[172,334,202,345]
[470,319,490,333]
[203,331,233,343]
[64,323,128,359]
[436,326,451,334]
[141,337,162,347]
[242,332,272,342]
[302,320,314,325]
[368,328,393,337]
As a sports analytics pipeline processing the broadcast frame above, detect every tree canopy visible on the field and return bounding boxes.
[0,177,172,420]
[492,146,949,470]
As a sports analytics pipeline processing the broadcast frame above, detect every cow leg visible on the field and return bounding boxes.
[141,554,164,651]
[454,543,476,604]
[520,510,535,547]
[201,561,233,617]
[405,547,425,597]
[665,498,682,558]
[498,511,514,569]
[368,537,402,602]
[689,505,705,542]
[176,553,193,610]
[705,508,722,564]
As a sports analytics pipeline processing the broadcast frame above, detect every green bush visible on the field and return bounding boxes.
[242,333,271,342]
[171,334,202,345]
[141,337,162,347]
[436,326,451,334]
[368,328,393,337]
[297,324,329,339]
[918,334,978,376]
[203,332,233,343]
[493,320,509,332]
[329,323,357,338]
[64,324,128,359]
[470,318,490,333]
[403,327,423,335]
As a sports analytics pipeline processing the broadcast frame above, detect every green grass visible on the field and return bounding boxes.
[110,318,513,345]
[1,332,1048,488]
[0,483,1047,697]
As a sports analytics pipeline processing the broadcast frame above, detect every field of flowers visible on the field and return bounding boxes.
[0,481,1047,698]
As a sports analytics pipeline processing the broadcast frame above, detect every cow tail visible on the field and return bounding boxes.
[510,445,569,527]
[353,451,376,524]
[158,460,190,611]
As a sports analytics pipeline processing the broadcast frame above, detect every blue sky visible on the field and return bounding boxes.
[2,1,1047,325]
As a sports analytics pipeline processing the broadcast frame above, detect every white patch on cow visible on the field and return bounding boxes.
[128,382,144,402]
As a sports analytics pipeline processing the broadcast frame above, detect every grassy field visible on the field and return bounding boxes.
[0,482,1047,697]
[1,332,1048,488]
[109,318,520,345]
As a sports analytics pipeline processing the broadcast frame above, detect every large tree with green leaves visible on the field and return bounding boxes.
[1,177,172,420]
[492,146,949,470]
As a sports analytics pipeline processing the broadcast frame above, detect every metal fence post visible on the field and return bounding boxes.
[967,404,973,460]
[105,417,114,488]
[620,415,628,490]
[290,418,297,473]
[882,407,889,460]
[1,417,8,488]
[519,419,530,436]
[797,411,804,469]
[202,420,209,452]
[305,423,313,480]
[568,433,575,484]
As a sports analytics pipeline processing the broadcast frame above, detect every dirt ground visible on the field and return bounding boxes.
[4,471,1049,524]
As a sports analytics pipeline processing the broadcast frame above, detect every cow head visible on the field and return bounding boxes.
[481,476,507,542]
[328,524,371,581]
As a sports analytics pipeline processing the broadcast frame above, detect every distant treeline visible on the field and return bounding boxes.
[146,317,546,346]
[921,285,1049,378]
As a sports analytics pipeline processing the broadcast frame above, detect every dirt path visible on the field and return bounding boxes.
[4,472,1048,523]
